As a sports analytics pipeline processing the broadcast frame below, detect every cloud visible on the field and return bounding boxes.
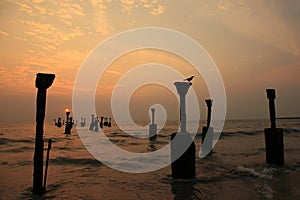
[32,0,45,3]
[34,4,46,15]
[106,70,122,76]
[218,0,249,10]
[16,1,33,15]
[0,30,8,36]
[150,4,165,16]
[120,0,167,16]
[0,0,116,97]
[0,49,88,96]
[0,65,36,94]
[217,0,300,56]
[14,0,111,53]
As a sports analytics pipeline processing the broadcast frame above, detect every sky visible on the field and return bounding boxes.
[0,0,299,122]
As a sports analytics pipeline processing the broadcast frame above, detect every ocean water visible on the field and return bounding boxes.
[0,119,299,199]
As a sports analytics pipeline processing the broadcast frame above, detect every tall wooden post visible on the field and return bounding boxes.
[43,139,52,189]
[264,89,284,165]
[64,110,71,134]
[205,99,212,128]
[171,82,195,179]
[201,99,213,156]
[33,73,55,194]
[149,108,157,141]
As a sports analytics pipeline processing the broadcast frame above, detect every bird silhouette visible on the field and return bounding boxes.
[184,75,195,82]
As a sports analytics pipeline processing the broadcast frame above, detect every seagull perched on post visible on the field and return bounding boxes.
[184,75,195,82]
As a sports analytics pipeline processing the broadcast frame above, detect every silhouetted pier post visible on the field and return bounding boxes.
[149,108,157,141]
[108,117,111,127]
[64,109,72,134]
[171,82,195,179]
[33,73,55,194]
[267,89,276,129]
[104,117,108,126]
[264,89,284,165]
[89,114,95,131]
[80,117,86,127]
[43,139,52,189]
[201,99,214,156]
[95,117,99,131]
[100,116,104,129]
[54,117,62,128]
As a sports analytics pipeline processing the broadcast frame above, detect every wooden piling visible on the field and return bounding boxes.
[171,82,195,179]
[171,132,195,179]
[205,99,212,128]
[100,116,103,129]
[149,108,157,141]
[64,110,71,134]
[201,127,213,156]
[266,89,276,128]
[201,99,213,156]
[264,128,284,165]
[43,139,52,189]
[264,89,284,165]
[33,73,55,194]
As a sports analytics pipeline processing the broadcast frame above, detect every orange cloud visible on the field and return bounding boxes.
[217,0,300,56]
[120,0,167,16]
[0,30,8,36]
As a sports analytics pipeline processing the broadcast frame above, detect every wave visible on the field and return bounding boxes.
[235,166,275,180]
[0,137,34,145]
[0,146,33,153]
[218,127,299,138]
[220,130,264,137]
[50,156,102,167]
[283,127,300,133]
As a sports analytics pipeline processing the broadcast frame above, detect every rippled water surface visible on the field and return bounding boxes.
[0,119,299,199]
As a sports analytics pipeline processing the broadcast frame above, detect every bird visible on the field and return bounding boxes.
[184,75,195,82]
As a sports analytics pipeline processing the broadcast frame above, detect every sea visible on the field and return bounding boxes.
[0,119,299,200]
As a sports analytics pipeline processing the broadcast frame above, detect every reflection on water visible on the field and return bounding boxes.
[171,180,197,200]
[0,119,299,199]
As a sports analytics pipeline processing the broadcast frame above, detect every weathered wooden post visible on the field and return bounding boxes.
[89,114,95,131]
[264,89,284,165]
[80,117,86,127]
[94,117,99,132]
[54,117,62,128]
[100,116,104,129]
[201,99,214,156]
[43,139,52,189]
[104,117,108,126]
[33,73,55,194]
[171,81,195,179]
[108,117,112,127]
[64,109,72,134]
[149,108,157,141]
